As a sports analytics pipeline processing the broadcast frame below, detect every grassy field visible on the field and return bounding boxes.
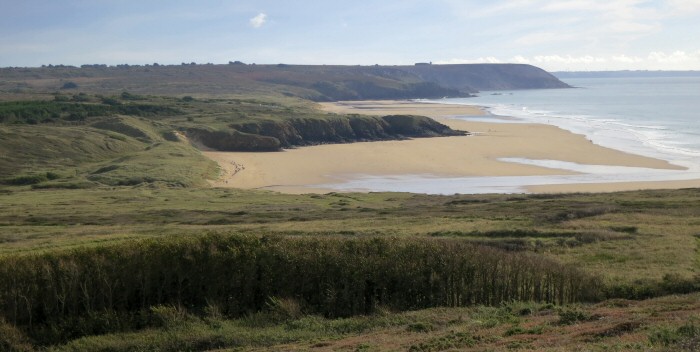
[1,186,699,350]
[1,187,699,283]
[41,294,700,351]
[1,67,699,351]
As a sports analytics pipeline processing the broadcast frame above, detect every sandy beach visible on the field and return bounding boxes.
[203,100,699,194]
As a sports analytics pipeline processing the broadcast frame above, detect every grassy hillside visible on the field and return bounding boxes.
[0,187,699,350]
[0,93,464,187]
[1,64,698,351]
[1,187,699,283]
[0,96,218,187]
[0,63,568,101]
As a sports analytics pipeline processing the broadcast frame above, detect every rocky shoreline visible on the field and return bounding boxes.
[188,114,467,152]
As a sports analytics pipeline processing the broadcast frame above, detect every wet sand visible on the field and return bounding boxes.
[203,100,697,194]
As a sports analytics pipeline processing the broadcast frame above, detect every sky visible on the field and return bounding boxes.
[1,0,699,71]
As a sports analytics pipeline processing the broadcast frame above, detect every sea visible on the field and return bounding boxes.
[317,74,700,194]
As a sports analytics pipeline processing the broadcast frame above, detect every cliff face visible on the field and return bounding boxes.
[247,63,570,101]
[401,64,570,91]
[188,115,466,152]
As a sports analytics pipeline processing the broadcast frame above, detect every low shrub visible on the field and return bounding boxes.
[649,322,700,349]
[0,318,32,352]
[3,174,47,185]
[408,331,478,352]
[557,308,593,325]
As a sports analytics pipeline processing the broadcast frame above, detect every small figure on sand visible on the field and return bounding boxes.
[230,161,245,176]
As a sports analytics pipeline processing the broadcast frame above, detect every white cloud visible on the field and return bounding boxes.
[648,50,700,64]
[514,32,574,46]
[511,55,531,64]
[437,51,700,71]
[608,21,659,34]
[540,0,662,36]
[455,0,538,18]
[435,57,502,64]
[533,55,606,64]
[612,54,643,63]
[446,0,668,57]
[667,0,700,14]
[249,13,267,28]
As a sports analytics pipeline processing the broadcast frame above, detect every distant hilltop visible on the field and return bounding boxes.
[0,63,569,101]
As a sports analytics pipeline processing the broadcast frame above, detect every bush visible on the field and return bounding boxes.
[0,319,32,352]
[148,305,192,329]
[100,97,121,106]
[649,322,700,349]
[408,331,478,351]
[264,297,302,322]
[406,322,434,333]
[605,275,700,300]
[45,171,61,180]
[3,174,47,185]
[120,91,143,101]
[557,308,591,325]
[71,93,90,102]
[0,234,602,345]
[60,82,78,89]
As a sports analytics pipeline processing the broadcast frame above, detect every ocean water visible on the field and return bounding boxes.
[315,75,700,194]
[444,76,700,167]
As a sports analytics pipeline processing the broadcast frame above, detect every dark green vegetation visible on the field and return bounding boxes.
[0,234,597,345]
[0,63,568,101]
[1,63,698,351]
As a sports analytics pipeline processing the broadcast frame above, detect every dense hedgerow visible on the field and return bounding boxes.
[0,234,602,343]
[0,100,179,124]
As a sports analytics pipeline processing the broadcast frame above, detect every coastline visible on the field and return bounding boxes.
[203,100,699,194]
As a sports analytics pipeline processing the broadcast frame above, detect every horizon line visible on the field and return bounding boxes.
[1,62,699,73]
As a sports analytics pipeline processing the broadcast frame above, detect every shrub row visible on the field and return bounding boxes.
[0,100,179,124]
[0,234,602,343]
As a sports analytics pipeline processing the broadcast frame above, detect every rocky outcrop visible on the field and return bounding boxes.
[188,115,466,152]
[187,129,281,152]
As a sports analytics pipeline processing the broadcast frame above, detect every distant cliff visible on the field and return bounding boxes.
[402,64,570,91]
[188,114,467,152]
[0,63,569,101]
[253,63,569,101]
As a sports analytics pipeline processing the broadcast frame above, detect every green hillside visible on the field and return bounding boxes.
[0,63,568,101]
[0,93,465,188]
[1,187,699,350]
[0,64,698,352]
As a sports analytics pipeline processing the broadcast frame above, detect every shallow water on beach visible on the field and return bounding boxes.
[315,159,700,194]
[438,75,700,170]
[311,75,700,194]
